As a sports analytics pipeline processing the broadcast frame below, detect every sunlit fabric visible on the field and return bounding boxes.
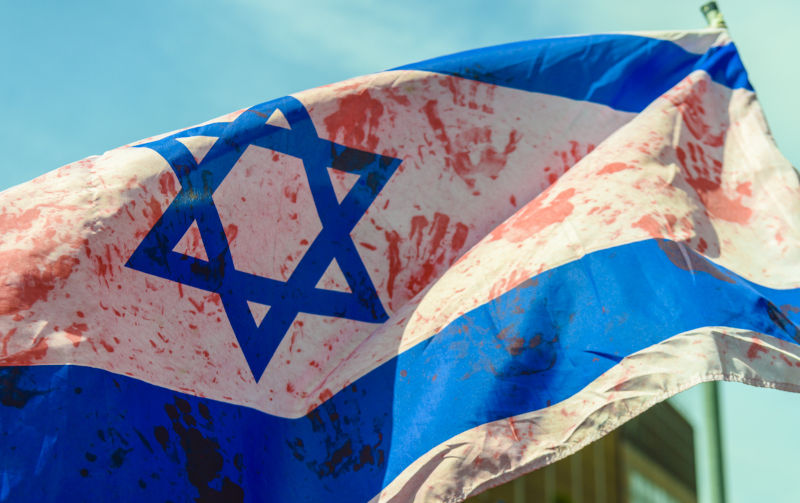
[1,29,798,502]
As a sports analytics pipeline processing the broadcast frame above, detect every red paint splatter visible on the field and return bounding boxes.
[747,338,768,359]
[598,162,634,175]
[323,90,385,151]
[158,171,178,197]
[736,182,752,197]
[409,215,429,256]
[405,213,469,298]
[0,254,80,316]
[225,224,239,243]
[142,196,163,227]
[188,297,205,313]
[421,100,519,188]
[632,215,662,239]
[0,207,41,232]
[65,322,88,347]
[384,230,402,300]
[676,141,752,224]
[0,328,17,357]
[488,188,576,243]
[2,338,49,365]
[451,223,469,251]
[697,238,708,254]
[667,76,724,147]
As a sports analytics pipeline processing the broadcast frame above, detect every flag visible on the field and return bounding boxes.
[1,28,799,502]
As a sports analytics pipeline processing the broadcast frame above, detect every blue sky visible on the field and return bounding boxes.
[1,1,798,501]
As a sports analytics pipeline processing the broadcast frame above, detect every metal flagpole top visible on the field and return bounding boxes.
[701,1,728,28]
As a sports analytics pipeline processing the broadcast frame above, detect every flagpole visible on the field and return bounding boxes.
[697,1,728,498]
[702,381,727,503]
[700,1,727,28]
[697,0,730,497]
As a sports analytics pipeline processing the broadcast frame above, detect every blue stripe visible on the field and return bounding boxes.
[1,239,797,502]
[395,35,752,112]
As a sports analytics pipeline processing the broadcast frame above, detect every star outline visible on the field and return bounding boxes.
[126,96,401,380]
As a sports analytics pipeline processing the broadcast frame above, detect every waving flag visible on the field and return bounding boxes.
[2,28,799,502]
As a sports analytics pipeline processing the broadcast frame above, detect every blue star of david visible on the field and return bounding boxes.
[126,96,401,380]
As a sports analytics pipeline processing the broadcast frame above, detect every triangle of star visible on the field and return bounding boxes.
[327,167,360,204]
[176,136,216,164]
[172,220,209,261]
[126,97,402,381]
[315,258,352,293]
[247,301,271,326]
[266,109,291,129]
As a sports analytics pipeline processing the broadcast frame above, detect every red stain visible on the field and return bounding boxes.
[780,304,800,314]
[0,328,17,357]
[384,230,402,300]
[488,188,577,243]
[283,186,298,203]
[451,223,469,251]
[158,171,178,197]
[736,182,752,197]
[747,338,768,359]
[507,417,520,441]
[697,238,708,254]
[569,140,580,161]
[99,340,115,353]
[488,268,532,301]
[676,141,752,224]
[428,213,449,254]
[65,322,88,347]
[542,142,596,186]
[598,162,634,175]
[632,215,662,239]
[0,207,41,232]
[667,76,724,147]
[142,196,163,227]
[396,213,471,300]
[188,297,205,313]
[506,336,525,356]
[323,90,385,151]
[422,100,519,188]
[1,338,49,364]
[409,215,429,256]
[225,224,239,243]
[0,253,80,316]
